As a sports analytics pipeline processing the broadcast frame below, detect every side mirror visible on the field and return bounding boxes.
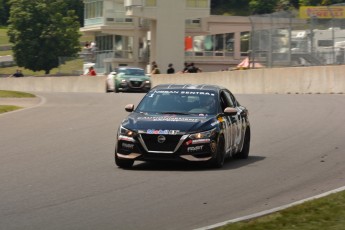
[224,107,237,116]
[125,104,135,112]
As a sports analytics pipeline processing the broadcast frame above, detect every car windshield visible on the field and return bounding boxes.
[117,68,145,76]
[136,89,218,114]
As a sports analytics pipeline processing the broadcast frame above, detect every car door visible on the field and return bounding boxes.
[219,90,238,154]
[219,91,236,153]
[228,91,247,151]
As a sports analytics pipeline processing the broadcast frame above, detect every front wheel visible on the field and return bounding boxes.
[115,153,134,169]
[210,136,225,168]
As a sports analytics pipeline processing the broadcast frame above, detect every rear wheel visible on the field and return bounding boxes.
[233,129,250,159]
[210,136,225,168]
[115,152,134,169]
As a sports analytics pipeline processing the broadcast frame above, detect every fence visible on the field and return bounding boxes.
[249,3,345,68]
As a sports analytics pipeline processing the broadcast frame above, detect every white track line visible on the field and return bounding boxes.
[195,185,345,230]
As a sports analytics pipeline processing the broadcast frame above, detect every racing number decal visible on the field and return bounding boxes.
[220,116,232,153]
[225,109,242,153]
[234,109,242,149]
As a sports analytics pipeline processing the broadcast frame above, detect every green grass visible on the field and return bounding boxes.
[217,190,345,230]
[0,58,85,76]
[0,49,12,56]
[0,105,22,114]
[0,90,35,114]
[0,28,11,45]
[0,90,35,98]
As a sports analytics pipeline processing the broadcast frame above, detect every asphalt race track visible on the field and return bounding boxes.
[1,92,345,230]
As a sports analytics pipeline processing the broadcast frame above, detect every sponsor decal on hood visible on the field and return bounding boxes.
[124,113,217,133]
[137,116,199,122]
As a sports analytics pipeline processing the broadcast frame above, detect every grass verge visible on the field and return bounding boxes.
[0,90,36,114]
[0,105,22,114]
[0,58,84,76]
[217,190,345,230]
[0,90,35,98]
[0,28,10,45]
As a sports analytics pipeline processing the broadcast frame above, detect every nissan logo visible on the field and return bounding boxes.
[157,135,166,143]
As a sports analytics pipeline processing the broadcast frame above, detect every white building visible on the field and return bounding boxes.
[81,0,252,73]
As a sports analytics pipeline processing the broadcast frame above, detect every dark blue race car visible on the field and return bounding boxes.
[115,84,251,169]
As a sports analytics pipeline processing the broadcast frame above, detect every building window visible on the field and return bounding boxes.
[241,32,250,56]
[186,33,234,57]
[95,34,134,59]
[214,34,224,51]
[85,0,103,19]
[186,0,208,8]
[95,35,113,51]
[225,33,234,52]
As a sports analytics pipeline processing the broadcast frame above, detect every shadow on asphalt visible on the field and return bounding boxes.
[123,155,265,171]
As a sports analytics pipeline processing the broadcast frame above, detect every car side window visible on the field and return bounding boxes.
[229,92,240,107]
[117,69,126,74]
[219,95,227,111]
[221,91,234,108]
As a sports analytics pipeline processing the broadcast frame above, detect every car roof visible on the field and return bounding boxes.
[152,84,226,91]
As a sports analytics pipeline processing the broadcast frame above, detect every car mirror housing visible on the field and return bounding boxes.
[224,107,237,116]
[125,104,135,112]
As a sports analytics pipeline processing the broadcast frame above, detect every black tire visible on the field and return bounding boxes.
[233,129,250,159]
[210,136,225,168]
[114,86,118,93]
[105,83,111,93]
[115,153,134,169]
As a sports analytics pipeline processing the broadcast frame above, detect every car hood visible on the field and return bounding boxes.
[118,74,150,81]
[122,112,218,134]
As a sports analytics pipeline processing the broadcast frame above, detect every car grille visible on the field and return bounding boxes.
[140,134,183,152]
[129,80,143,88]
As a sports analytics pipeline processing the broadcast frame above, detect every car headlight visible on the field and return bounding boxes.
[189,128,216,140]
[119,126,136,137]
[145,80,150,84]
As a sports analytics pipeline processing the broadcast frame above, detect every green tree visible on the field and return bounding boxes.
[0,0,4,25]
[299,0,345,5]
[249,0,280,14]
[7,0,81,74]
[211,0,251,15]
[0,0,10,25]
[67,0,84,27]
